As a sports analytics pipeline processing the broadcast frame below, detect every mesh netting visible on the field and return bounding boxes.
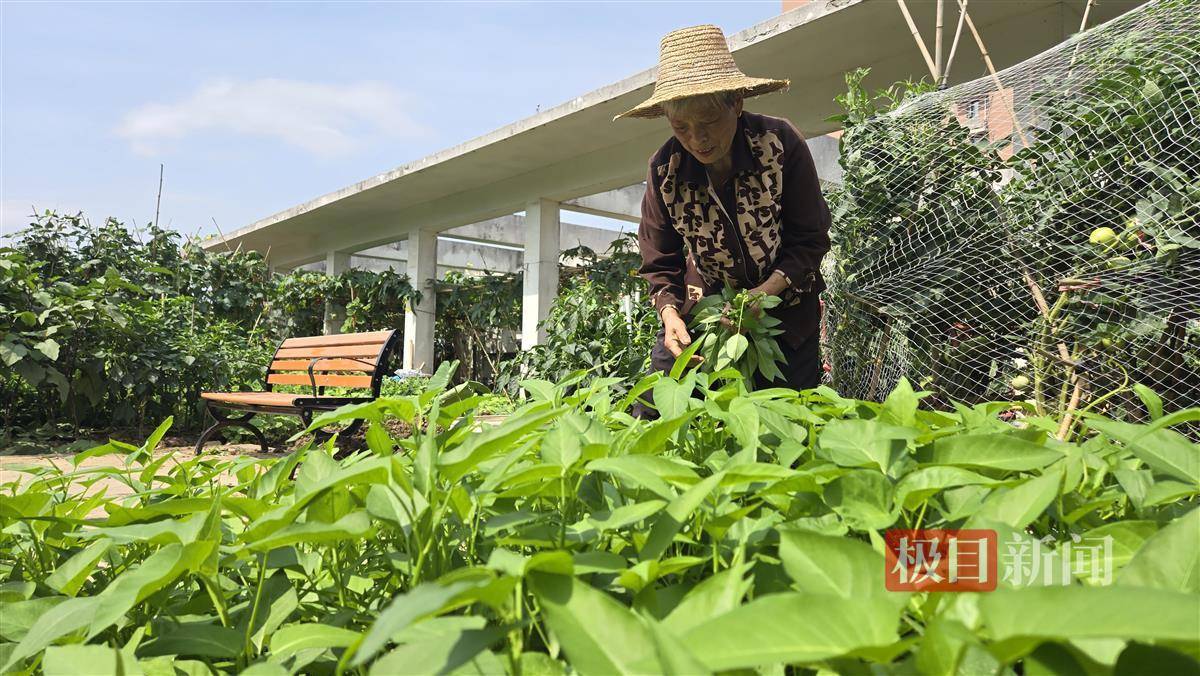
[824,0,1199,421]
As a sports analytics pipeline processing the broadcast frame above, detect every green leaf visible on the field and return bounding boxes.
[1113,643,1200,675]
[819,419,915,474]
[138,624,242,658]
[724,398,761,453]
[45,540,112,597]
[966,468,1062,530]
[247,572,299,651]
[587,500,668,533]
[1075,521,1158,583]
[618,410,700,456]
[587,456,695,500]
[823,470,899,531]
[0,597,67,642]
[682,592,902,671]
[1118,507,1198,593]
[1086,417,1198,485]
[779,529,905,607]
[369,626,504,676]
[652,377,693,421]
[270,623,361,659]
[1132,384,1164,419]
[33,338,60,361]
[894,467,1001,510]
[439,405,563,482]
[353,581,477,666]
[2,596,97,671]
[641,472,724,561]
[540,419,582,470]
[528,572,658,676]
[979,586,1200,643]
[919,431,1063,471]
[240,662,290,676]
[638,619,712,676]
[245,511,372,552]
[43,645,141,676]
[880,377,926,427]
[661,562,753,636]
[87,542,212,639]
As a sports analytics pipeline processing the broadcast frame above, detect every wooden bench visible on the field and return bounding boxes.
[195,329,401,454]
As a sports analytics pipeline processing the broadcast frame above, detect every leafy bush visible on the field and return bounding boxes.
[0,212,421,441]
[0,369,1195,673]
[0,213,277,437]
[496,235,657,393]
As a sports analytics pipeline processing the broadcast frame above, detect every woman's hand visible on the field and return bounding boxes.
[661,306,693,357]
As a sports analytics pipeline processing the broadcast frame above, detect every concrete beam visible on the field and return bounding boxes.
[362,237,523,275]
[403,230,437,373]
[323,250,350,334]
[562,185,644,223]
[522,199,560,349]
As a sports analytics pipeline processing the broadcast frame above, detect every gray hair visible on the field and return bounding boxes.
[662,91,742,118]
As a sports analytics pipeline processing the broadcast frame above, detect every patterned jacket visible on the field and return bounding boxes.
[637,111,832,346]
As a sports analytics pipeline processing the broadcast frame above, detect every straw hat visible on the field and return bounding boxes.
[614,24,789,120]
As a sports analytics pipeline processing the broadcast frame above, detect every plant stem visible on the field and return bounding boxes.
[242,552,268,662]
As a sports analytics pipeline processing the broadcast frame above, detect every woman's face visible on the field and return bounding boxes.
[666,96,743,166]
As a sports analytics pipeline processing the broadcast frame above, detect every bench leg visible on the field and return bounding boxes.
[195,406,269,455]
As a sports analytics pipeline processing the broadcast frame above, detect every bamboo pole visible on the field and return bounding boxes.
[942,0,968,87]
[1022,270,1072,364]
[1057,375,1086,440]
[955,0,1033,148]
[897,0,939,80]
[1069,0,1097,67]
[935,0,945,81]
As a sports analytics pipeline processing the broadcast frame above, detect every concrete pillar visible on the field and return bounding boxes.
[522,199,560,349]
[403,230,437,373]
[323,250,350,334]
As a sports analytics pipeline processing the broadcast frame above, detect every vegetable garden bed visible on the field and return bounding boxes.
[1,364,1195,675]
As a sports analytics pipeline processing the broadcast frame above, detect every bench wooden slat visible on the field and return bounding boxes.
[266,373,374,388]
[274,344,386,359]
[270,358,379,373]
[281,330,393,349]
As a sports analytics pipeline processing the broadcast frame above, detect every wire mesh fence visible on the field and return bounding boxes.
[824,0,1199,423]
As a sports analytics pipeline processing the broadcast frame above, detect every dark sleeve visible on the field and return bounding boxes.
[771,121,832,292]
[637,160,686,316]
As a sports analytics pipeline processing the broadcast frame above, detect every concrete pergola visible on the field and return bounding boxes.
[204,0,1144,373]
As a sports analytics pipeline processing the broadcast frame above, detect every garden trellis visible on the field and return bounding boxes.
[825,0,1199,426]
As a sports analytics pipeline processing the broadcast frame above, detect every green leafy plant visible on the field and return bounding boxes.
[688,286,787,385]
[2,363,1195,674]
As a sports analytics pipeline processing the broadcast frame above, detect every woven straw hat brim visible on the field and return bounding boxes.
[614,23,789,121]
[615,75,789,120]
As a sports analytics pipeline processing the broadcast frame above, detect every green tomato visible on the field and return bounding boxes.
[1010,375,1030,390]
[1089,227,1118,246]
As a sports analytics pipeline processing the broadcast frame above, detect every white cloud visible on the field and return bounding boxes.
[116,78,426,156]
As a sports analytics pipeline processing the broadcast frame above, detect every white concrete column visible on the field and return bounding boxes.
[403,230,437,373]
[323,250,351,334]
[522,199,560,350]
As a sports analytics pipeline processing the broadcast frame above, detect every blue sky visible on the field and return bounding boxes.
[1,1,782,240]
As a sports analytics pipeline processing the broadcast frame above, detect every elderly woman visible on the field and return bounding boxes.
[616,24,832,398]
